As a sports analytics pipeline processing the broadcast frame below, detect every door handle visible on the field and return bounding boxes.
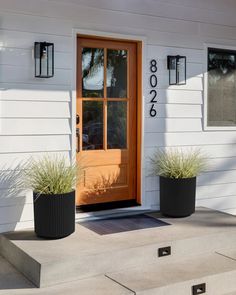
[76,114,80,125]
[76,128,80,153]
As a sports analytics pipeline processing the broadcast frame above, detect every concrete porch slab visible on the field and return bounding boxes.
[1,207,236,288]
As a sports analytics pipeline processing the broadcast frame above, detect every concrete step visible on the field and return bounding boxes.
[1,208,236,288]
[0,255,132,295]
[106,252,236,295]
[0,272,133,295]
[0,255,34,291]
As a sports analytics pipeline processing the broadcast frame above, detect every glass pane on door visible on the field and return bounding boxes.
[82,48,104,98]
[83,101,103,150]
[107,101,127,149]
[107,49,127,98]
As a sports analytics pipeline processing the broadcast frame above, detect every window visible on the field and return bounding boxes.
[207,47,236,127]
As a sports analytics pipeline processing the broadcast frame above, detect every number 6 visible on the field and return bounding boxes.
[150,104,157,117]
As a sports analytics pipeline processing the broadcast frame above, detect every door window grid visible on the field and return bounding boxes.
[81,47,128,151]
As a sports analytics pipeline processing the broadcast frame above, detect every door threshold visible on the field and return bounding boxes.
[77,200,140,213]
[76,204,155,222]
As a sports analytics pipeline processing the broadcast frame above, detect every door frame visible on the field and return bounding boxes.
[72,28,146,210]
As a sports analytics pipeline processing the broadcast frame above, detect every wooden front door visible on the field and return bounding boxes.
[76,36,137,206]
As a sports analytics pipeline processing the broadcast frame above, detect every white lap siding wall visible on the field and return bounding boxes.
[0,0,236,232]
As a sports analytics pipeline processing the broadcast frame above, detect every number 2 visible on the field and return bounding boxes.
[150,90,157,103]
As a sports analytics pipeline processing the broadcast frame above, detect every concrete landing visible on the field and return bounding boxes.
[1,207,236,289]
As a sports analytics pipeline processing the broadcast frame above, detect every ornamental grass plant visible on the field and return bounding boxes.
[150,148,207,179]
[24,155,82,195]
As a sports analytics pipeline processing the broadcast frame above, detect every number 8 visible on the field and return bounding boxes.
[150,59,157,73]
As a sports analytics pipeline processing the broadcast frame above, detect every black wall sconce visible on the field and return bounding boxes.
[34,42,54,78]
[167,55,186,85]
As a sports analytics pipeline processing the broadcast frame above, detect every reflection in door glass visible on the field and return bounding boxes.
[83,101,103,150]
[82,48,104,98]
[107,50,127,98]
[107,101,127,149]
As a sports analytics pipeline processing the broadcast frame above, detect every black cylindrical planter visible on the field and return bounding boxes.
[33,191,75,239]
[160,176,196,217]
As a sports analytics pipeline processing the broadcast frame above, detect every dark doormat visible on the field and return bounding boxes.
[79,214,170,235]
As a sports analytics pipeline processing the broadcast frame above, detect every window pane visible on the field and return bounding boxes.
[82,48,104,98]
[107,49,127,98]
[208,48,236,126]
[107,101,127,149]
[83,101,103,150]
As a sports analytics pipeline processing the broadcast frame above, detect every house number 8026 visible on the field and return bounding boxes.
[149,59,158,117]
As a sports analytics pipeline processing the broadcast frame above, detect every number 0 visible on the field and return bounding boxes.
[150,75,157,88]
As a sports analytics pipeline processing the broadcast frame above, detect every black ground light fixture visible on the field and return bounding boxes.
[167,55,186,85]
[34,42,54,78]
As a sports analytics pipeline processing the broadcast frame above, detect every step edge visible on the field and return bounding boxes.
[0,234,41,287]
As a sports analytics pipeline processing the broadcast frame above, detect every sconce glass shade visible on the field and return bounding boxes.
[167,55,186,85]
[34,42,54,78]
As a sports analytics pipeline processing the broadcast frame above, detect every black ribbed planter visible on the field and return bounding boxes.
[160,176,196,218]
[33,191,75,239]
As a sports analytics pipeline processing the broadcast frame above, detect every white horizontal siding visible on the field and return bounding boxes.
[0,135,70,153]
[197,196,236,212]
[145,61,203,80]
[144,104,202,118]
[0,65,71,85]
[0,6,198,36]
[144,89,203,105]
[0,189,32,207]
[0,30,72,52]
[0,151,70,170]
[0,0,236,232]
[197,183,236,200]
[146,167,236,193]
[147,46,204,64]
[0,203,33,224]
[145,118,202,133]
[145,132,236,147]
[0,48,72,69]
[0,101,70,118]
[147,77,203,91]
[145,145,236,160]
[0,119,71,135]
[0,12,72,36]
[0,84,71,101]
[0,220,34,233]
[2,0,236,28]
[198,170,236,186]
[51,0,236,27]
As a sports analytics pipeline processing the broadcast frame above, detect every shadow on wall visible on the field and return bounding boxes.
[0,83,73,232]
[146,49,236,213]
[145,51,204,208]
[0,166,27,232]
